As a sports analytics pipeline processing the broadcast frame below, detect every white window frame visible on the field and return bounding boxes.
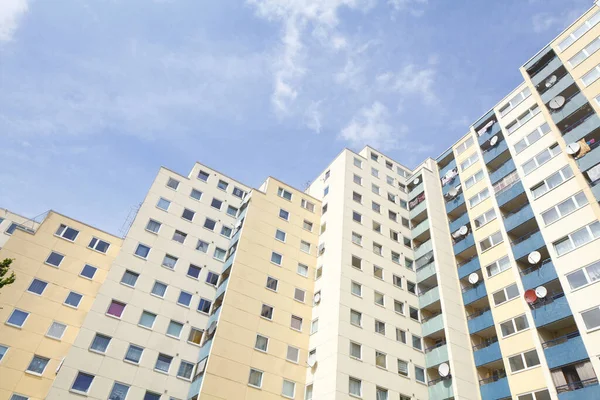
[506,105,540,135]
[514,123,551,154]
[492,283,519,306]
[455,137,474,155]
[479,231,503,252]
[569,36,600,67]
[541,191,588,226]
[460,152,479,172]
[558,9,600,51]
[531,166,574,199]
[473,208,496,229]
[567,259,600,291]
[553,221,600,256]
[521,143,561,175]
[499,314,529,338]
[464,169,484,189]
[508,349,540,373]
[485,255,511,278]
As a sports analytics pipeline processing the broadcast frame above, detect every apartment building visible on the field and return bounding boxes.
[0,209,40,249]
[0,211,122,400]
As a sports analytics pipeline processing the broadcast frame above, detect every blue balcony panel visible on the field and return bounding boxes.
[468,310,494,334]
[576,144,600,173]
[496,181,524,207]
[512,231,544,260]
[474,341,502,367]
[437,147,454,163]
[446,193,465,213]
[428,378,454,400]
[425,344,449,368]
[420,287,441,309]
[474,109,496,131]
[454,235,475,256]
[521,260,558,289]
[541,74,575,104]
[197,338,213,362]
[463,283,487,306]
[530,54,561,86]
[409,183,424,201]
[557,380,600,400]
[188,374,204,399]
[410,200,427,219]
[412,219,430,239]
[221,256,234,275]
[422,313,444,337]
[215,278,229,300]
[533,295,572,327]
[489,159,516,184]
[449,212,470,234]
[415,240,434,260]
[458,257,481,280]
[503,205,534,233]
[442,175,461,195]
[206,307,222,331]
[551,93,588,125]
[479,121,502,145]
[592,183,600,202]
[544,334,589,369]
[483,139,508,164]
[417,261,436,283]
[480,377,511,400]
[563,114,600,144]
[439,158,457,178]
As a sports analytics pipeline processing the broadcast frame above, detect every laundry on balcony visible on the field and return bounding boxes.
[574,138,592,159]
[409,192,426,209]
[477,119,496,136]
[441,167,458,186]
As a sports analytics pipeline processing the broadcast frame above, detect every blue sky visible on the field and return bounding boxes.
[0,0,592,235]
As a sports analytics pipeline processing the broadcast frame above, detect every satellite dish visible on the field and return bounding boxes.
[438,363,450,377]
[545,75,557,88]
[549,96,566,110]
[566,142,581,156]
[490,136,498,146]
[413,178,420,185]
[528,251,541,265]
[313,292,321,304]
[307,358,317,368]
[207,321,217,335]
[458,225,469,236]
[524,289,538,304]
[535,286,548,298]
[468,273,479,284]
[445,169,455,179]
[448,188,458,198]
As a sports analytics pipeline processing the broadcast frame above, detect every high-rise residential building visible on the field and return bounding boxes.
[2,3,600,400]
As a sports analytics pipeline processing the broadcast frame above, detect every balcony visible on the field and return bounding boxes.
[478,121,502,145]
[197,338,213,362]
[511,231,544,260]
[462,282,487,306]
[206,306,222,330]
[563,113,600,144]
[480,376,511,400]
[489,159,516,184]
[592,183,600,202]
[449,212,470,234]
[532,294,572,327]
[415,239,434,259]
[503,205,534,233]
[428,378,454,400]
[483,139,508,164]
[531,56,562,86]
[419,286,441,309]
[410,183,424,199]
[458,257,481,280]
[468,309,494,334]
[417,261,436,283]
[576,142,600,173]
[410,199,427,219]
[215,277,229,300]
[557,378,600,400]
[412,219,431,240]
[425,343,449,367]
[442,175,461,195]
[439,159,457,179]
[446,193,465,213]
[551,92,588,125]
[496,181,524,207]
[474,339,502,367]
[543,332,589,369]
[541,74,575,104]
[521,259,558,289]
[422,313,444,337]
[454,235,475,256]
[221,255,234,274]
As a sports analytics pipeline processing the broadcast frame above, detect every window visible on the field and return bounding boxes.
[172,230,187,244]
[351,255,362,269]
[80,264,97,279]
[506,105,540,135]
[493,283,519,306]
[190,188,203,200]
[306,385,313,400]
[371,167,379,178]
[1,345,9,362]
[372,183,380,195]
[375,351,387,368]
[407,281,416,294]
[213,247,226,261]
[188,328,203,345]
[55,224,79,241]
[286,346,299,363]
[456,137,474,155]
[297,263,308,277]
[124,344,143,363]
[352,211,362,223]
[322,204,328,214]
[352,191,362,203]
[394,300,405,314]
[195,239,209,253]
[372,201,381,213]
[198,298,212,314]
[265,276,279,292]
[412,334,422,350]
[27,279,48,295]
[71,372,94,393]
[271,252,283,265]
[166,177,180,190]
[553,221,600,256]
[464,170,484,189]
[278,187,293,200]
[350,281,362,297]
[570,37,600,68]
[349,377,362,397]
[542,191,588,225]
[323,186,329,196]
[460,152,479,171]
[261,304,274,320]
[46,322,67,339]
[227,205,238,217]
[479,231,503,252]
[514,123,551,154]
[233,186,246,198]
[581,306,600,330]
[294,288,306,302]
[375,320,385,334]
[204,272,219,287]
[386,175,394,185]
[217,179,229,191]
[409,306,419,321]
[179,209,195,223]
[64,291,83,308]
[388,210,397,222]
[567,260,600,290]
[350,309,362,326]
[291,315,303,331]
[26,355,49,374]
[474,208,496,229]
[177,360,194,380]
[275,229,287,242]
[352,232,362,245]
[353,174,362,185]
[354,157,363,168]
[151,281,167,297]
[391,251,401,264]
[373,243,382,256]
[393,275,402,288]
[469,188,490,207]
[303,220,313,231]
[197,170,210,182]
[209,198,223,211]
[500,314,529,337]
[390,230,399,242]
[162,254,178,269]
[248,369,263,388]
[396,328,406,343]
[508,349,540,372]
[374,292,384,306]
[387,192,396,203]
[45,251,64,267]
[398,359,409,377]
[109,383,130,400]
[279,208,290,220]
[155,353,173,373]
[349,342,362,359]
[255,335,269,352]
[106,300,126,318]
[157,197,172,212]
[203,218,216,231]
[376,387,388,400]
[485,256,510,278]
[558,10,600,51]
[532,166,574,199]
[582,63,600,86]
[135,243,151,258]
[498,86,531,117]
[301,199,315,212]
[9,395,27,400]
[415,366,425,383]
[88,237,110,253]
[167,320,184,338]
[522,144,561,175]
[372,221,381,233]
[177,291,192,307]
[300,240,311,253]
[90,333,111,353]
[139,311,157,329]
[311,318,319,334]
[144,392,161,400]
[517,389,552,400]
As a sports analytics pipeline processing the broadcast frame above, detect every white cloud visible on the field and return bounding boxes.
[376,63,437,105]
[388,0,428,16]
[339,102,401,150]
[0,0,28,42]
[304,100,323,133]
[532,13,558,33]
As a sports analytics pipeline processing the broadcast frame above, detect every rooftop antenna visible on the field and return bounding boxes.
[118,202,142,238]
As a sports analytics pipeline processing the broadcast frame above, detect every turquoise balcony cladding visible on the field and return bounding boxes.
[468,310,494,334]
[197,338,213,362]
[483,139,508,164]
[541,74,576,104]
[449,212,470,233]
[446,193,465,213]
[187,374,203,399]
[412,219,430,239]
[415,239,434,259]
[530,55,561,86]
[489,159,516,184]
[563,114,600,144]
[558,382,600,400]
[426,344,449,367]
[551,92,588,125]
[496,181,524,207]
[592,184,600,202]
[439,159,457,178]
[454,235,475,255]
[422,314,444,337]
[480,377,511,400]
[576,144,600,172]
[521,260,558,289]
[512,231,544,260]
[463,283,487,306]
[533,295,572,327]
[419,286,441,309]
[221,256,234,274]
[474,341,502,367]
[230,229,242,246]
[410,183,424,200]
[428,379,454,400]
[215,277,229,299]
[478,121,502,145]
[410,200,427,219]
[206,307,222,330]
[442,175,461,195]
[417,261,436,283]
[458,257,481,279]
[544,334,589,369]
[503,205,534,233]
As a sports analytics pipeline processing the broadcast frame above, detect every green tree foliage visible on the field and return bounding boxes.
[0,258,16,290]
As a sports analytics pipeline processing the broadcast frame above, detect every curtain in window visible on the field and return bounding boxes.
[551,369,567,387]
[107,302,125,317]
[47,322,65,338]
[575,361,596,381]
[587,262,600,282]
[139,312,155,327]
[249,370,262,386]
[349,380,361,395]
[29,279,47,294]
[109,383,129,400]
[398,360,408,375]
[155,355,171,372]
[91,335,110,351]
[121,272,138,286]
[376,389,388,400]
[178,362,194,378]
[125,345,142,362]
